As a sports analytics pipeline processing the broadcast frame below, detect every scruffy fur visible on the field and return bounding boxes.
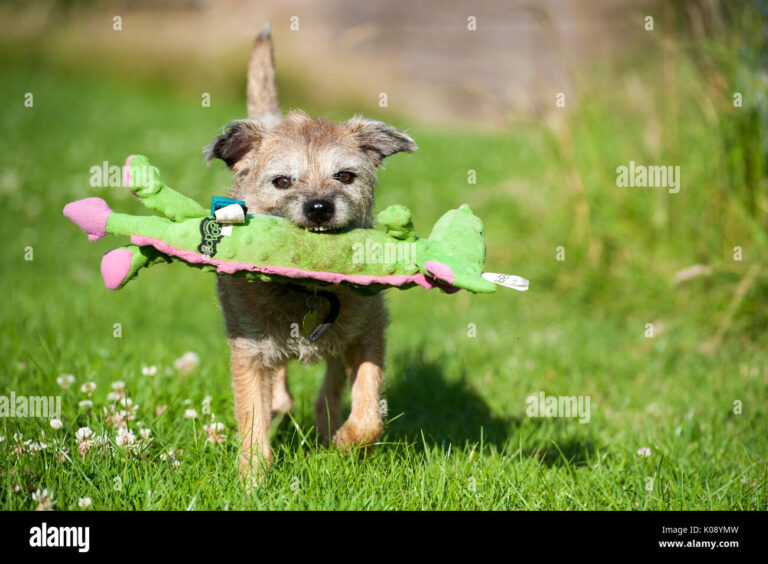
[206,26,417,483]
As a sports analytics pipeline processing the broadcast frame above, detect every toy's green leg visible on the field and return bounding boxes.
[101,244,167,290]
[125,155,207,220]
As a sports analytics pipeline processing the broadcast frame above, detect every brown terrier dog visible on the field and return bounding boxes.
[205,25,417,482]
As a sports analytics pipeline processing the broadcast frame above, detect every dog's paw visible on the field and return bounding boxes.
[333,419,383,453]
[239,451,273,491]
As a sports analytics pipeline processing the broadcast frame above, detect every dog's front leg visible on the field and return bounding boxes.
[334,338,384,452]
[230,339,274,482]
[271,364,293,418]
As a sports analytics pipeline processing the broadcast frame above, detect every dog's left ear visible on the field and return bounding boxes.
[205,120,263,172]
[345,116,418,166]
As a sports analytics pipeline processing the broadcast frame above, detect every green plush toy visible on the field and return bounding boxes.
[63,155,528,297]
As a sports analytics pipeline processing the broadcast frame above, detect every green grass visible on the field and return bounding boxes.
[1,20,767,510]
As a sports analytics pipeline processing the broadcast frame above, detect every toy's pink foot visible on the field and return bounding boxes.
[101,248,135,290]
[63,198,112,242]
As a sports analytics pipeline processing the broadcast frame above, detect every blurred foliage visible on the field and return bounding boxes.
[533,0,768,343]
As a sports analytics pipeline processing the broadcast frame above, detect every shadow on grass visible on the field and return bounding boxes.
[382,350,601,467]
[522,435,600,468]
[383,350,517,451]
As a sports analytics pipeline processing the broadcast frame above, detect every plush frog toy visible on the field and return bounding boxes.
[63,155,527,296]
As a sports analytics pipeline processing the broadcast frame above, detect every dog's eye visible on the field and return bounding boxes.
[272,176,293,189]
[334,171,356,184]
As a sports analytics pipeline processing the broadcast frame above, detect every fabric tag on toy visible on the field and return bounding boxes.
[198,217,224,256]
[212,200,246,238]
[482,272,529,291]
[214,203,246,224]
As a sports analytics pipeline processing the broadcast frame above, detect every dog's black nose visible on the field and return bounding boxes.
[304,199,335,224]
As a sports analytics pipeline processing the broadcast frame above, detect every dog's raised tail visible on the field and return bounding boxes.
[247,22,281,125]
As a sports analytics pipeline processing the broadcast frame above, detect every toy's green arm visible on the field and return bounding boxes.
[125,155,207,220]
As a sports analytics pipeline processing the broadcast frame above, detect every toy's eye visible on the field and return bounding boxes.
[272,176,293,189]
[334,170,356,184]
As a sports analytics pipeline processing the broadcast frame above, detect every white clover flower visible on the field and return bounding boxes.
[55,444,69,463]
[32,488,56,511]
[139,428,152,441]
[111,381,126,393]
[78,497,92,509]
[49,418,63,430]
[160,448,181,468]
[115,428,135,448]
[76,427,94,442]
[57,374,75,389]
[78,399,94,410]
[80,381,96,396]
[203,421,227,445]
[104,397,137,430]
[12,441,29,457]
[141,365,158,376]
[174,351,200,374]
[108,409,127,429]
[106,392,121,402]
[29,441,47,452]
[0,435,5,443]
[184,408,198,419]
[637,447,652,457]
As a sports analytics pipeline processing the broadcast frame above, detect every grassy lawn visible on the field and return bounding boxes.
[0,54,766,510]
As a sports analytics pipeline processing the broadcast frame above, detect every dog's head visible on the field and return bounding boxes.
[205,110,417,231]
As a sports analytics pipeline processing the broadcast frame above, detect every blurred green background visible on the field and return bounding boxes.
[0,0,766,509]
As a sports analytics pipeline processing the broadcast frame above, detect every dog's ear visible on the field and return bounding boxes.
[205,120,263,172]
[345,116,418,166]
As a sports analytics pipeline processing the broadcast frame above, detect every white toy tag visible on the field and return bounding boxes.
[482,272,529,291]
[214,203,246,224]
